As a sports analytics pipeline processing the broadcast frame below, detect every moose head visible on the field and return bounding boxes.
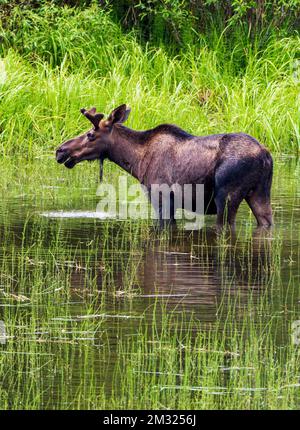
[56,104,131,169]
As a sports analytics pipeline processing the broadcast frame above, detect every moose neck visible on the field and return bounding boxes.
[107,125,146,180]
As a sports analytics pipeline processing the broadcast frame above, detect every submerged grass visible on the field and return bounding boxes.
[0,156,299,410]
[0,214,299,409]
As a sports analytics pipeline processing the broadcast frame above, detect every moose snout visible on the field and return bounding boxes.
[56,147,70,164]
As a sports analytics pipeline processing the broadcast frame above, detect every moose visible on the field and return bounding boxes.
[56,104,273,228]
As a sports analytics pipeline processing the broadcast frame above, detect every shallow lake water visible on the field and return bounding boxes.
[0,155,299,409]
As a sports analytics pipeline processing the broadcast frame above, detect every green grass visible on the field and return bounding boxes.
[0,4,299,158]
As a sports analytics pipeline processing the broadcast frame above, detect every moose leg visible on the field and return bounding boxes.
[215,188,244,227]
[169,191,176,225]
[214,160,246,228]
[150,190,176,229]
[158,191,176,228]
[245,189,273,227]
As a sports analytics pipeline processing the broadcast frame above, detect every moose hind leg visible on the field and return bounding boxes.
[246,189,273,227]
[214,157,250,228]
[215,188,244,227]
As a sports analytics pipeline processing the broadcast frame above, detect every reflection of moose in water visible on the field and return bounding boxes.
[140,229,273,314]
[70,227,273,320]
[56,104,273,228]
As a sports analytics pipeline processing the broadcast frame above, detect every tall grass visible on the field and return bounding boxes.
[0,4,299,158]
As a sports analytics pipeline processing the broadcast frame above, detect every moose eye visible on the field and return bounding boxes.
[87,132,96,141]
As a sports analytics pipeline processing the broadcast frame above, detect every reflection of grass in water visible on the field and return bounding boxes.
[115,303,300,410]
[0,175,299,409]
[1,285,300,409]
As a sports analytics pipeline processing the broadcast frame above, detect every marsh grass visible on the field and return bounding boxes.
[1,227,299,409]
[0,156,299,409]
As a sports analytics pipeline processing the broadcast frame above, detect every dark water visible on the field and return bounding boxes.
[0,156,299,407]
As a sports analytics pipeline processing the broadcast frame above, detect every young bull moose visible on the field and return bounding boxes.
[56,104,273,228]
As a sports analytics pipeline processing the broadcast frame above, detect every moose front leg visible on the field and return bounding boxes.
[149,188,176,229]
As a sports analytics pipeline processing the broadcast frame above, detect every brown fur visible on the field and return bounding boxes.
[56,104,273,228]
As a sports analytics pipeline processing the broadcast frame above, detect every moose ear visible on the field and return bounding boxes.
[107,104,131,125]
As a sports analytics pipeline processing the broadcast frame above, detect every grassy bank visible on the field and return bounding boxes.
[0,4,299,158]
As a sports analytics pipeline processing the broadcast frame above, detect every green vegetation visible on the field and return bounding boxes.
[0,2,299,410]
[0,2,299,157]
